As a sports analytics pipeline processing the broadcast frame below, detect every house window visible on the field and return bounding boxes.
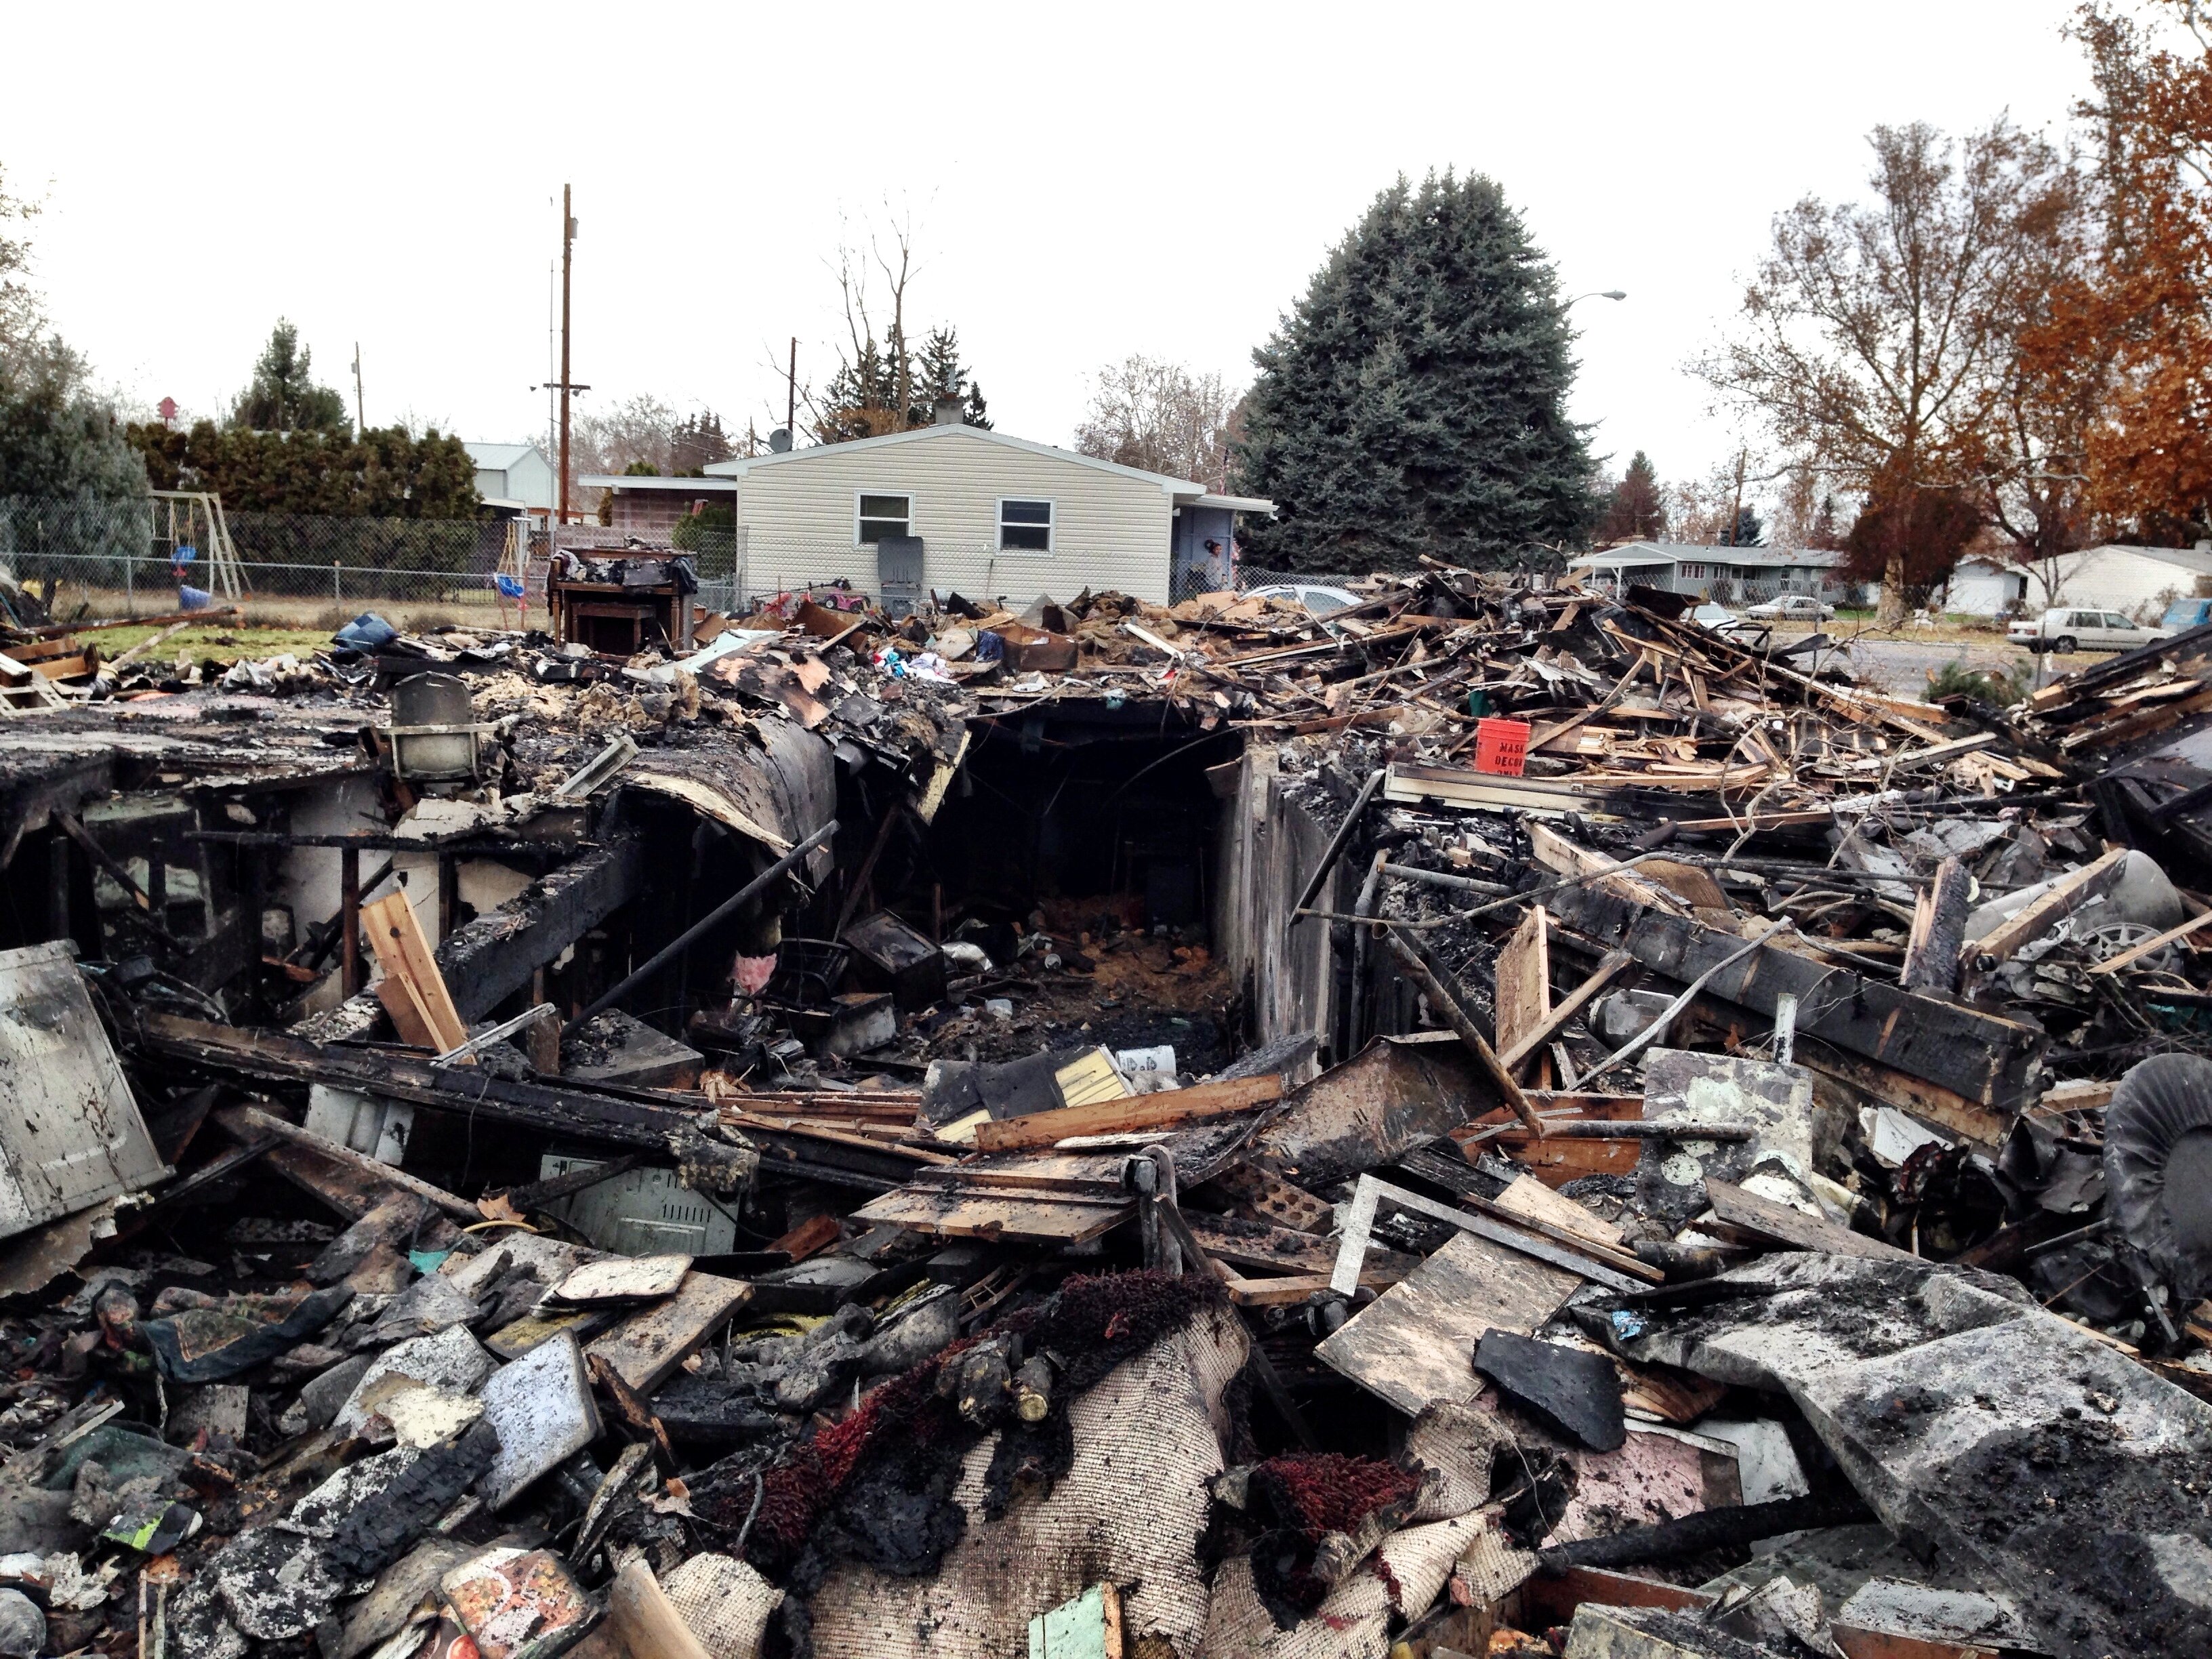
[1680,562,1703,579]
[999,498,1053,552]
[856,493,910,545]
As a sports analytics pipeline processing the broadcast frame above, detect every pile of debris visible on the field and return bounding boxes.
[4,563,2212,1658]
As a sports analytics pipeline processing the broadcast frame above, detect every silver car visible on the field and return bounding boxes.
[1744,593,1835,621]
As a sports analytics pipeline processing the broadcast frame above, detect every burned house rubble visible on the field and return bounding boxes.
[5,563,2212,1659]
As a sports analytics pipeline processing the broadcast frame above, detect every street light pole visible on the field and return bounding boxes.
[1561,289,1629,311]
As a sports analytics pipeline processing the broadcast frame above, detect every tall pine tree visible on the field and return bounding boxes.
[1236,171,1595,571]
[1596,451,1666,543]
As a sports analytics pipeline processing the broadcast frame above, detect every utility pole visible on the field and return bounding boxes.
[558,185,575,525]
[786,336,798,439]
[351,343,365,436]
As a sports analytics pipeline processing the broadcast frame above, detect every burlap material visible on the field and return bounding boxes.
[1200,1513,1486,1659]
[1405,1400,1510,1521]
[662,1553,782,1659]
[804,1303,1248,1659]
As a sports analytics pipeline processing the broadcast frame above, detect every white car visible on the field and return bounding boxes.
[1247,582,1358,617]
[2007,607,2173,654]
[1689,602,1757,636]
[1744,593,1835,621]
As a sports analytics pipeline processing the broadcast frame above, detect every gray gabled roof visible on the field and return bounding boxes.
[701,422,1273,512]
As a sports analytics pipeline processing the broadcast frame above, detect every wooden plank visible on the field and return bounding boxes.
[1223,1271,1401,1307]
[583,1273,751,1393]
[1965,846,2129,967]
[1314,1231,1581,1417]
[1494,907,1552,1057]
[2085,907,2212,975]
[849,1185,1132,1245]
[1184,1213,1416,1281]
[1492,1173,1623,1251]
[1528,823,1680,913]
[1703,1179,1918,1263]
[1499,950,1633,1073]
[968,1073,1283,1153]
[363,890,468,1052]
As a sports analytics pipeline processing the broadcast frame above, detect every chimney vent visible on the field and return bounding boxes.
[932,393,964,428]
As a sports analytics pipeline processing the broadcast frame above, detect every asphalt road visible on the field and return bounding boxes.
[1771,632,2085,697]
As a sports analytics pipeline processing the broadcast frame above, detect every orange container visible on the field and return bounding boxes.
[1473,717,1530,777]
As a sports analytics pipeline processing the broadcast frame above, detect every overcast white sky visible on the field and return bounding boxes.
[4,1,2092,508]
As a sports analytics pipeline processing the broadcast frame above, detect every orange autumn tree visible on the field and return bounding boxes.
[2033,2,2212,538]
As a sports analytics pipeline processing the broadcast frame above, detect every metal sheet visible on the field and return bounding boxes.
[0,941,169,1237]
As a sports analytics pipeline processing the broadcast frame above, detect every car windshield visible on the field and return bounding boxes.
[1692,605,1735,627]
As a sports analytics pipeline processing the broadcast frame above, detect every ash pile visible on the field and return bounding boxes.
[2,567,2212,1658]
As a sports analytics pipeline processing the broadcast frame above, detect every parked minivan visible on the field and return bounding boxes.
[2007,607,2172,653]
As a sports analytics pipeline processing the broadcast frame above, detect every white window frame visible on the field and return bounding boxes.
[996,496,1055,554]
[855,490,912,547]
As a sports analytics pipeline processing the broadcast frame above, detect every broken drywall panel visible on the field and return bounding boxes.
[0,940,170,1237]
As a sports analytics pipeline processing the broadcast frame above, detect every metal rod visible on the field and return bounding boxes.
[565,819,836,1035]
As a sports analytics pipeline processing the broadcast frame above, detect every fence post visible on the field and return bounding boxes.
[125,552,134,610]
[333,562,341,605]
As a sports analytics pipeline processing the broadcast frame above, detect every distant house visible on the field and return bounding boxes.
[1940,556,2029,617]
[1567,541,1849,602]
[2015,543,2212,619]
[582,412,1273,608]
[466,443,556,518]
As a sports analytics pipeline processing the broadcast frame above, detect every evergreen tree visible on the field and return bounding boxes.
[1235,171,1595,571]
[1726,504,1764,546]
[230,319,349,434]
[1595,450,1666,542]
[909,326,991,428]
[1809,494,1843,550]
[669,411,731,474]
[0,340,145,499]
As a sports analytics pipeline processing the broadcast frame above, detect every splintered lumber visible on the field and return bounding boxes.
[1499,949,1633,1074]
[2087,908,2212,975]
[968,1073,1282,1153]
[1964,846,2129,968]
[363,891,468,1052]
[1494,906,1552,1057]
[1899,856,1973,994]
[1385,933,1543,1135]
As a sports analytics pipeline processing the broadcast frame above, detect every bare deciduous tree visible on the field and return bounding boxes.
[1073,356,1242,486]
[1699,120,2072,621]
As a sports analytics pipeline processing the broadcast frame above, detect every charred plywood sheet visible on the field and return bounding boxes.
[1314,1231,1580,1418]
[1252,1032,1490,1189]
[0,941,169,1238]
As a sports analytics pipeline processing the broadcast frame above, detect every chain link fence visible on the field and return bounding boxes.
[1,495,539,628]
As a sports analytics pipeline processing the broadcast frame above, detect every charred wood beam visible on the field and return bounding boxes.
[138,1012,694,1149]
[1545,882,2045,1111]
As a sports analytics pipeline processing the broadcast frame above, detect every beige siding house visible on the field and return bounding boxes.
[586,421,1270,609]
